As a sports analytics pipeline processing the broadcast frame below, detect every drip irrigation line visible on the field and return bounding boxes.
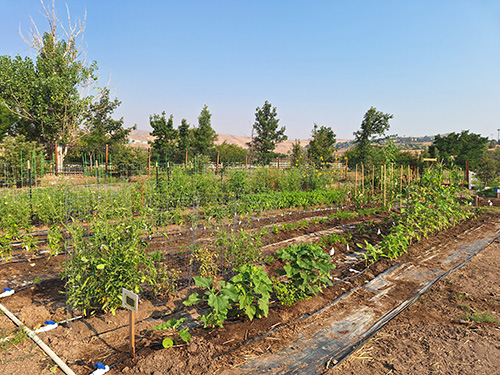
[12,277,62,293]
[0,302,76,375]
[310,230,500,372]
[213,262,374,361]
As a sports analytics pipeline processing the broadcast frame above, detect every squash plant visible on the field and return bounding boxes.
[276,243,335,296]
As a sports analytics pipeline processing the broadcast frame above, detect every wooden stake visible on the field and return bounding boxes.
[361,163,364,197]
[372,167,375,197]
[355,164,358,197]
[130,310,135,358]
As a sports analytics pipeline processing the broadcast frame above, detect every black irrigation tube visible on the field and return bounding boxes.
[321,230,500,372]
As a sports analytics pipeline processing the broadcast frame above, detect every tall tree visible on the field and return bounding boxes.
[291,139,305,167]
[432,130,488,169]
[250,100,287,164]
[79,88,134,164]
[149,111,178,162]
[307,124,336,166]
[0,1,100,168]
[176,118,192,163]
[192,105,216,156]
[350,106,393,168]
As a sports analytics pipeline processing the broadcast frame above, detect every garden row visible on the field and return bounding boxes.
[58,167,473,325]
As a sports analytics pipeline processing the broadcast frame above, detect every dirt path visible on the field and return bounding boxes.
[329,218,500,375]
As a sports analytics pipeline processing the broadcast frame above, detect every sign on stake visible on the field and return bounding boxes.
[122,288,138,357]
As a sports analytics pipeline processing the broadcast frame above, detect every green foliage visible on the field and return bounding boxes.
[307,124,337,166]
[192,105,216,156]
[0,103,14,140]
[79,88,134,162]
[271,277,308,306]
[214,228,263,269]
[250,100,287,164]
[276,243,335,296]
[349,107,393,169]
[432,130,488,169]
[291,139,306,168]
[0,8,99,155]
[215,141,248,165]
[0,135,45,184]
[152,318,192,347]
[149,111,178,162]
[230,265,273,321]
[475,148,500,186]
[183,276,238,328]
[365,168,474,261]
[61,218,155,315]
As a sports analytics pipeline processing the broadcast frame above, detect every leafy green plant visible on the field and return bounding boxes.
[47,225,65,256]
[152,318,191,348]
[183,276,238,328]
[276,243,335,296]
[265,255,275,265]
[61,218,155,315]
[21,233,38,253]
[271,277,308,306]
[190,246,219,281]
[230,265,273,321]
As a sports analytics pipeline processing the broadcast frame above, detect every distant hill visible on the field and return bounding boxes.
[128,129,351,154]
[127,129,430,154]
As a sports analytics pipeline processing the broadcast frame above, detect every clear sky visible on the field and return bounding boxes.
[1,0,499,141]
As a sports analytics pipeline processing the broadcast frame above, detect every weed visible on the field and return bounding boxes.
[271,277,308,306]
[465,312,500,324]
[152,318,191,347]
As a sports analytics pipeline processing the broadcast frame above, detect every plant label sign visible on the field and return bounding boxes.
[122,288,138,313]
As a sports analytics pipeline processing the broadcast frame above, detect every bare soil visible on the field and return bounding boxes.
[1,211,499,375]
[329,216,500,375]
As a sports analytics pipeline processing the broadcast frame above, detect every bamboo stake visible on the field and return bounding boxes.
[372,167,375,197]
[361,163,365,198]
[355,164,358,197]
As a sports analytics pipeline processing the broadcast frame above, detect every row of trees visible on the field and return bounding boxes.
[1,1,498,185]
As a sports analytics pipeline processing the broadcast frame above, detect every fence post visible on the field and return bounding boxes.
[465,160,469,188]
[54,143,59,176]
[28,160,33,220]
[361,163,364,198]
[216,152,220,174]
[106,144,109,175]
[148,148,151,176]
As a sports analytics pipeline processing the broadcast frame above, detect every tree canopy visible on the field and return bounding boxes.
[250,100,287,164]
[79,88,134,163]
[149,112,178,162]
[432,130,488,169]
[0,1,101,169]
[348,106,393,168]
[307,124,336,166]
[192,105,216,156]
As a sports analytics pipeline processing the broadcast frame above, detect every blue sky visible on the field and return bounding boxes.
[1,0,499,141]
